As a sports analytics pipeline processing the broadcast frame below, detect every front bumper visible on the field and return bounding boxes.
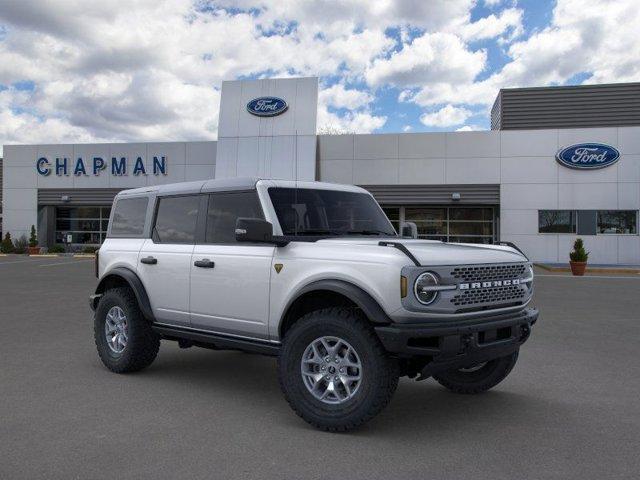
[375,307,538,377]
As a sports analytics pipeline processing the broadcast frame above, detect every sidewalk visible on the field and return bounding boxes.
[535,263,640,275]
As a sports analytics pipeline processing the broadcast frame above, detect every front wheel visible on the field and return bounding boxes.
[433,350,519,394]
[94,287,160,373]
[278,308,399,432]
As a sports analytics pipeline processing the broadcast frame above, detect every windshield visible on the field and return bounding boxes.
[268,187,397,237]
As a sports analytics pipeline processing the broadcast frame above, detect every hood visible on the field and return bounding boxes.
[316,238,527,266]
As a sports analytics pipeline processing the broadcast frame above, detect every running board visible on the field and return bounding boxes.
[152,324,281,356]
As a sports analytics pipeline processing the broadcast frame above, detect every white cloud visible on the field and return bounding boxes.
[317,107,387,134]
[319,84,373,110]
[458,7,523,42]
[402,125,412,132]
[420,105,472,127]
[366,32,486,87]
[456,124,484,131]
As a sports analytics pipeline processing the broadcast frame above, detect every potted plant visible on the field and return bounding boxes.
[28,225,40,255]
[1,232,14,253]
[13,235,28,254]
[569,238,589,276]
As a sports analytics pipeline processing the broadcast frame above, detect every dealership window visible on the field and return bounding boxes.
[538,210,577,233]
[153,195,200,244]
[382,207,400,233]
[55,206,112,245]
[389,206,495,244]
[597,210,638,234]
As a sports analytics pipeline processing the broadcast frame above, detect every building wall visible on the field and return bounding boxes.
[2,141,216,241]
[318,127,640,264]
[492,83,640,130]
[215,77,317,181]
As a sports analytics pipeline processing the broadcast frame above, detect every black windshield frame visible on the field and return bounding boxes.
[267,187,397,238]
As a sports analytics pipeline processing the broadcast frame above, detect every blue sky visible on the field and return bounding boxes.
[0,0,638,150]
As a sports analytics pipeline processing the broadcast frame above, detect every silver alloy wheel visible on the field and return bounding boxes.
[105,306,128,354]
[300,336,362,405]
[458,362,488,373]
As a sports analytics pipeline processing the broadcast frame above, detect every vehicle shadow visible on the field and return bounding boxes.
[138,346,562,437]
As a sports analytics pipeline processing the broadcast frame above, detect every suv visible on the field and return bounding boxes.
[91,178,538,431]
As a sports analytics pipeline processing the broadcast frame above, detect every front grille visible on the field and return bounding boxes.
[451,264,526,282]
[451,285,525,307]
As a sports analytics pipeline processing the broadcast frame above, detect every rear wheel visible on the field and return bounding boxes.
[94,287,160,373]
[433,350,519,394]
[278,307,399,432]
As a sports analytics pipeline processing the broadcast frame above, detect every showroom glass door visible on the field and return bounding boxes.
[382,206,496,244]
[55,206,112,246]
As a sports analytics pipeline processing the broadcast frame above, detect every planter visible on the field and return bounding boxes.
[27,246,41,255]
[569,261,587,276]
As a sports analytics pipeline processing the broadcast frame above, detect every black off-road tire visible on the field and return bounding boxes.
[94,287,160,373]
[433,350,519,394]
[278,307,399,432]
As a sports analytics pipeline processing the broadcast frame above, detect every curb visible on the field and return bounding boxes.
[534,263,640,275]
[29,254,58,258]
[73,254,96,258]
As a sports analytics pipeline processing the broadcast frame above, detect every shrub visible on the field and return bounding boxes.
[29,225,38,247]
[48,244,66,254]
[82,246,99,254]
[13,235,28,254]
[1,233,14,253]
[569,238,589,262]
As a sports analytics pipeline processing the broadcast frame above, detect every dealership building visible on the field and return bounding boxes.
[1,78,639,264]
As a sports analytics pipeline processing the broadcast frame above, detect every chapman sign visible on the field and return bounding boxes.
[246,97,288,117]
[556,143,620,170]
[36,156,168,176]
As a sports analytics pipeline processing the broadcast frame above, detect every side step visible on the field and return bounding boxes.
[152,324,281,356]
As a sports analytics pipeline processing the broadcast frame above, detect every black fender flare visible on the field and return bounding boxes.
[93,267,155,322]
[281,279,392,328]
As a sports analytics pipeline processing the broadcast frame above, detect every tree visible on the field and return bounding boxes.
[1,232,15,253]
[569,238,589,262]
[29,225,38,247]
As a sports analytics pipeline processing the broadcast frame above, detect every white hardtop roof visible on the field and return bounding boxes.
[116,178,368,198]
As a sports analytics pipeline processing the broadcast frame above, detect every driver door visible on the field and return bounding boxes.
[189,191,274,340]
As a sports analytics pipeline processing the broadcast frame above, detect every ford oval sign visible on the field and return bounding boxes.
[556,143,620,170]
[246,97,288,117]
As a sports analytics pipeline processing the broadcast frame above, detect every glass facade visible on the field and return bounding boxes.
[382,206,496,244]
[55,206,111,245]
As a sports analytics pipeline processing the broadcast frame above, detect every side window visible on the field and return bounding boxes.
[153,195,200,244]
[206,192,263,244]
[110,197,148,236]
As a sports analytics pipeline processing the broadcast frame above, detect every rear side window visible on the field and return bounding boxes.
[110,197,148,236]
[206,192,263,244]
[153,195,200,244]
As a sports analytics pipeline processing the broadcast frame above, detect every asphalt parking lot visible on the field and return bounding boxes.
[1,256,639,479]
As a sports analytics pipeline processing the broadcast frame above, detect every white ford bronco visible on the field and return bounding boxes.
[91,178,538,431]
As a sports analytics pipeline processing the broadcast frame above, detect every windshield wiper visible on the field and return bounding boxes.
[343,230,395,236]
[283,229,342,236]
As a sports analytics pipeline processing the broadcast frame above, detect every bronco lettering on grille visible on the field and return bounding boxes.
[459,278,520,290]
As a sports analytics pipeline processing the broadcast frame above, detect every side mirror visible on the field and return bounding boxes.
[401,221,418,239]
[235,218,288,246]
[235,218,274,243]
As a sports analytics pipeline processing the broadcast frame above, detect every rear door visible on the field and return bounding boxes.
[137,194,201,326]
[189,191,274,339]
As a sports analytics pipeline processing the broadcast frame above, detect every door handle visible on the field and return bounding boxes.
[141,256,158,265]
[194,259,215,268]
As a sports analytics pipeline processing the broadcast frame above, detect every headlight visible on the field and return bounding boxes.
[414,272,439,305]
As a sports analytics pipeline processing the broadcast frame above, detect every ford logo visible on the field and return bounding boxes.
[246,97,288,117]
[556,143,620,170]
